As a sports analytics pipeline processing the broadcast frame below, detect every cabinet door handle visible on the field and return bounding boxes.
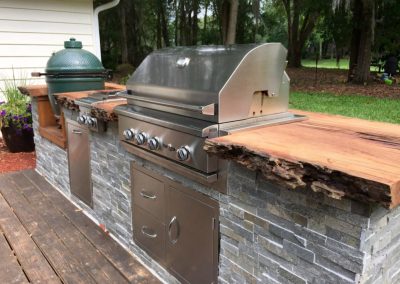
[141,226,157,238]
[168,216,179,244]
[72,129,82,134]
[140,191,156,200]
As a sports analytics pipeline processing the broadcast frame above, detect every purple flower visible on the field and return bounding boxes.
[13,115,18,120]
[23,125,32,132]
[27,104,32,112]
[0,110,6,116]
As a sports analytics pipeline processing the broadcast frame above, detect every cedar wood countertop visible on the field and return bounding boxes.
[204,110,400,208]
[20,84,127,121]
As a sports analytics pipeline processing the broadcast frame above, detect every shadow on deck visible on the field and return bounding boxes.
[0,170,160,284]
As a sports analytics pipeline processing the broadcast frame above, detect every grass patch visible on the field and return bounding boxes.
[302,58,350,69]
[301,58,380,72]
[289,92,400,124]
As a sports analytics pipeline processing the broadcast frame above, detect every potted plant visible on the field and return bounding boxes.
[0,75,34,153]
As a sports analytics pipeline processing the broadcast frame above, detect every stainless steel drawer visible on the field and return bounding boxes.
[132,169,165,221]
[133,206,166,264]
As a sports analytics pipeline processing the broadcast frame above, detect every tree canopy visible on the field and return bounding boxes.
[95,0,400,84]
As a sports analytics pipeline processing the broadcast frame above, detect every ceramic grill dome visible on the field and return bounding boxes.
[44,38,106,116]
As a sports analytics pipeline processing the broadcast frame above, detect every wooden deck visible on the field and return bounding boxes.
[0,170,160,284]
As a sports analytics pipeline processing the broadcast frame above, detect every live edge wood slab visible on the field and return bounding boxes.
[204,110,400,209]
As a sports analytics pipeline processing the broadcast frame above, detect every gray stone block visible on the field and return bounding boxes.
[277,266,307,284]
[270,223,307,247]
[283,239,315,263]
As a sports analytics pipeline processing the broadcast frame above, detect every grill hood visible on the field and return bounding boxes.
[123,43,289,123]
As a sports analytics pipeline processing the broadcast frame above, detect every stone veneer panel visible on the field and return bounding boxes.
[32,101,70,194]
[33,101,400,284]
[220,163,400,284]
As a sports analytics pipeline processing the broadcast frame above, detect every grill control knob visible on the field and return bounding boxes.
[135,132,147,145]
[77,115,86,125]
[176,146,190,161]
[148,137,160,150]
[123,129,134,140]
[86,117,96,127]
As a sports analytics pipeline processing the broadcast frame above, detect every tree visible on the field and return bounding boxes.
[221,0,239,44]
[281,0,329,67]
[348,0,375,84]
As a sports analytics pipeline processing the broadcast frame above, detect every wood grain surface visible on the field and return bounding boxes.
[0,170,160,284]
[205,110,400,208]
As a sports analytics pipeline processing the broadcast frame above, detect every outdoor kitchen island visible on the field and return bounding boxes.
[23,85,400,284]
[22,43,400,283]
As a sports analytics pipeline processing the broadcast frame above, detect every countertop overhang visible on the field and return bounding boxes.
[204,110,400,208]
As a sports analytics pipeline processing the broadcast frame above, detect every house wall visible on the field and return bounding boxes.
[0,0,95,99]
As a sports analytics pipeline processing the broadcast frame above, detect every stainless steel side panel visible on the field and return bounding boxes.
[166,184,219,284]
[219,43,288,122]
[67,120,92,207]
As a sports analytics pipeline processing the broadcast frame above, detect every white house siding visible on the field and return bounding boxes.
[0,0,95,99]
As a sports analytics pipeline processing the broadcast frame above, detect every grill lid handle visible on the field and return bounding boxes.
[122,92,216,116]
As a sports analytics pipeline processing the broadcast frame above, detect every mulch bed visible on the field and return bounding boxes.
[0,139,36,174]
[287,68,400,99]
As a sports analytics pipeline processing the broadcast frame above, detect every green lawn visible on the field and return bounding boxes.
[289,92,400,124]
[301,58,381,72]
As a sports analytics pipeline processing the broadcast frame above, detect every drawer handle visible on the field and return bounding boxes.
[72,129,82,134]
[141,226,157,238]
[168,216,179,244]
[140,191,156,200]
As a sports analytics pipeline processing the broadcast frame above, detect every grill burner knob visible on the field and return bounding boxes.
[123,129,134,140]
[176,146,190,161]
[77,115,86,125]
[148,137,160,150]
[135,132,147,145]
[86,117,96,127]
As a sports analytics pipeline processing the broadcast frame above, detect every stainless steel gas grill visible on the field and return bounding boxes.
[115,43,303,192]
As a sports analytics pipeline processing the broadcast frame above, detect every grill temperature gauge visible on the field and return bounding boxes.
[176,146,190,161]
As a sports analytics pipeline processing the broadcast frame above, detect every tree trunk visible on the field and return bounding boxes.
[174,0,179,45]
[119,3,128,63]
[191,0,199,45]
[156,13,162,49]
[226,0,238,44]
[203,0,209,43]
[353,0,374,84]
[348,0,362,81]
[283,0,320,68]
[252,0,260,42]
[221,1,229,44]
[179,0,186,45]
[158,0,170,47]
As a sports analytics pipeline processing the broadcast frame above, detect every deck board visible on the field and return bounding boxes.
[0,232,29,284]
[22,170,160,284]
[0,170,160,284]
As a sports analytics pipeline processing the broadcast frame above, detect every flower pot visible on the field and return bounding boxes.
[1,126,35,153]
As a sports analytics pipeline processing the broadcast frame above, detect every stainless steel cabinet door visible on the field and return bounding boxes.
[166,185,218,284]
[67,121,92,207]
